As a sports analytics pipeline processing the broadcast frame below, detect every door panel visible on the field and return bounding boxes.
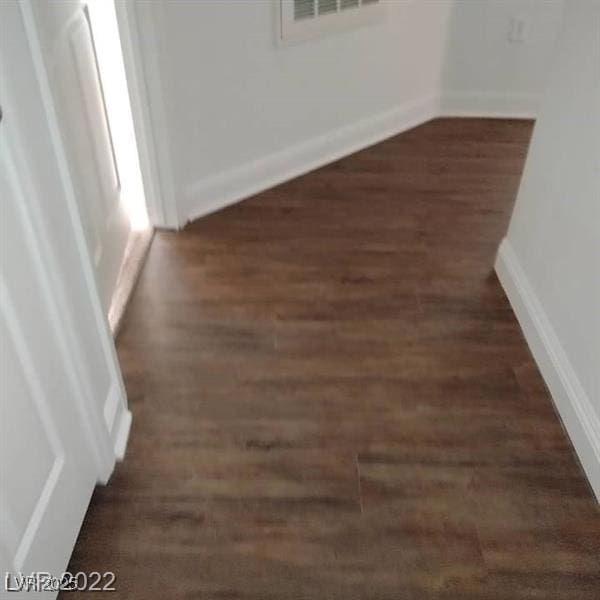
[0,141,97,589]
[2,0,130,451]
[0,317,61,557]
[30,0,130,312]
[0,1,131,592]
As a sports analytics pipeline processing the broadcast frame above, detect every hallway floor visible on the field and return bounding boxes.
[66,119,599,599]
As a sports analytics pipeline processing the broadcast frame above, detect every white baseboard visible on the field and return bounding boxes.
[108,227,154,337]
[182,92,539,224]
[183,95,439,224]
[496,239,600,502]
[97,405,131,484]
[439,91,540,119]
[113,408,132,463]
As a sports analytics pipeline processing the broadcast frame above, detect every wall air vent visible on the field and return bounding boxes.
[280,0,385,45]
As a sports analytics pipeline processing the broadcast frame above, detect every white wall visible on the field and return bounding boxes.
[130,0,566,226]
[496,0,600,500]
[132,0,452,224]
[441,0,564,117]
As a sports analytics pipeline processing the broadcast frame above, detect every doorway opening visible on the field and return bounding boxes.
[87,0,148,230]
[86,0,153,332]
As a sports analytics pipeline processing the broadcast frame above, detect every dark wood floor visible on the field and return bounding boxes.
[66,119,599,599]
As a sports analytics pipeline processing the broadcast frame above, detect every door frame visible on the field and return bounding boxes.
[17,0,132,478]
[114,1,180,229]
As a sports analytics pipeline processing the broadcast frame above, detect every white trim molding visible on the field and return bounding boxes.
[439,91,540,120]
[184,95,439,223]
[496,239,600,502]
[115,0,180,229]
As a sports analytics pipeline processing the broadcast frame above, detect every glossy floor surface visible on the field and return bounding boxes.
[66,119,600,599]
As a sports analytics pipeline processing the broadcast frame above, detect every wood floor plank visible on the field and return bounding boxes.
[63,118,599,599]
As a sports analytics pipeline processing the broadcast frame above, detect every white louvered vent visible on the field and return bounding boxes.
[280,0,385,44]
[294,0,314,20]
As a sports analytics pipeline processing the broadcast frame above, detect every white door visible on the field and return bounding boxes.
[0,144,98,597]
[0,1,130,595]
[27,0,131,312]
